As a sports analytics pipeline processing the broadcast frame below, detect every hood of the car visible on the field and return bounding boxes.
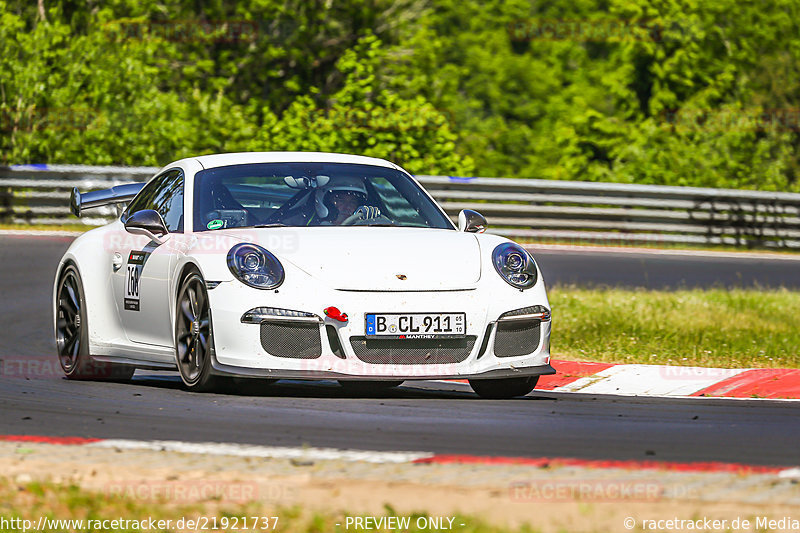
[223,227,482,291]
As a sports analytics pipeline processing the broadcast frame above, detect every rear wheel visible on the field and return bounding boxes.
[175,270,219,392]
[56,265,134,381]
[469,376,539,399]
[338,380,404,393]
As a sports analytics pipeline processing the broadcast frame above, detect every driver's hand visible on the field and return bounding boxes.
[342,205,381,225]
[356,205,381,219]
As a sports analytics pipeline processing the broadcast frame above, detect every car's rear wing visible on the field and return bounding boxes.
[69,183,145,217]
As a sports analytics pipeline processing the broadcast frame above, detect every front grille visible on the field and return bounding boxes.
[493,319,541,358]
[350,336,476,365]
[260,321,322,359]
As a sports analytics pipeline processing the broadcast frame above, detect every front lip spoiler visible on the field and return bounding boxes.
[209,354,555,381]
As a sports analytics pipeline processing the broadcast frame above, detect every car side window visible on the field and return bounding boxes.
[125,169,184,232]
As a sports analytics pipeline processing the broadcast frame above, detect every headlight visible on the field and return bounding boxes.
[492,242,538,289]
[227,243,284,289]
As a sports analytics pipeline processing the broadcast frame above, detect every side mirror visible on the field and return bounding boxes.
[125,209,169,244]
[458,209,487,233]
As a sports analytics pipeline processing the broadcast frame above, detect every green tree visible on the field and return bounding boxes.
[243,35,473,175]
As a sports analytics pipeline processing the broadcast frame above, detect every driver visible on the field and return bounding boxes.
[314,177,381,225]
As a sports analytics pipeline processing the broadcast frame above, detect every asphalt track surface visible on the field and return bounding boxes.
[1,235,799,466]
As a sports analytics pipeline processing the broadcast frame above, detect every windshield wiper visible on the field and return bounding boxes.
[254,223,287,228]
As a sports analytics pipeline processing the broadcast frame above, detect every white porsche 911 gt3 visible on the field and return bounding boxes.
[54,152,554,398]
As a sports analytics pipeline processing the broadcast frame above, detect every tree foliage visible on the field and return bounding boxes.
[1,0,799,189]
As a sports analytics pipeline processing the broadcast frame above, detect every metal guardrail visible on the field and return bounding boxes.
[0,164,156,226]
[417,176,800,249]
[3,164,800,249]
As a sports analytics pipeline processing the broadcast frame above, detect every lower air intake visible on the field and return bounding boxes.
[260,321,322,359]
[349,336,476,365]
[493,319,541,358]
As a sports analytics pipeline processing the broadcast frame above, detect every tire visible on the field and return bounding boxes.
[175,269,220,392]
[338,380,404,393]
[468,376,539,399]
[56,265,135,381]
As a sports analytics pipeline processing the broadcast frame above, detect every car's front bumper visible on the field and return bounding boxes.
[205,278,552,380]
[209,355,555,381]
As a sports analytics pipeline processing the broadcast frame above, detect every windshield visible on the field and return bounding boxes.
[193,162,454,231]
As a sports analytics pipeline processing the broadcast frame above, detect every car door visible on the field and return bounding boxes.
[112,169,184,348]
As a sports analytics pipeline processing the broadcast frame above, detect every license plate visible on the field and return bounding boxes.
[365,313,466,338]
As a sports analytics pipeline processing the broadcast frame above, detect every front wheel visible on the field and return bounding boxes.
[468,376,539,399]
[175,270,219,392]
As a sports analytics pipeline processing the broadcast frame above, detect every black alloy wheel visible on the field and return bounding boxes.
[175,270,218,391]
[56,265,134,380]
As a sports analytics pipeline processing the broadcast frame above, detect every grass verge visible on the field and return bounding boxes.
[0,223,90,232]
[0,478,528,533]
[550,286,800,368]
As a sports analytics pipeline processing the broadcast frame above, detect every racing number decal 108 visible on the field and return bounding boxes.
[126,265,140,297]
[124,251,148,311]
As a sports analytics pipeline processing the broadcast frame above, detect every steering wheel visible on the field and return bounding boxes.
[261,189,314,225]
